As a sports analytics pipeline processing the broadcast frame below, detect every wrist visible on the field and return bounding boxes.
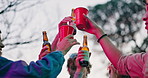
[97,34,108,43]
[76,67,85,72]
[56,50,66,55]
[62,51,67,55]
[74,71,84,78]
[94,29,105,39]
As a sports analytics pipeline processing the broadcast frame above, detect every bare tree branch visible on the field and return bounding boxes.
[0,0,47,51]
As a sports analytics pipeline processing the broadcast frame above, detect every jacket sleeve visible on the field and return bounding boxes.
[0,51,65,78]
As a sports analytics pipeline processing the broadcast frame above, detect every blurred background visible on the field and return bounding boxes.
[0,0,148,78]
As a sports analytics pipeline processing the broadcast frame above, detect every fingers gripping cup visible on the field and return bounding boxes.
[59,25,75,41]
[74,7,88,31]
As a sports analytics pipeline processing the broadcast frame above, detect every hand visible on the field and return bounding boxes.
[75,50,89,70]
[74,50,90,78]
[39,46,50,60]
[83,15,105,38]
[56,35,80,55]
[58,16,73,28]
[108,64,120,78]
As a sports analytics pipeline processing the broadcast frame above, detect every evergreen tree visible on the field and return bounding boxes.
[88,0,148,53]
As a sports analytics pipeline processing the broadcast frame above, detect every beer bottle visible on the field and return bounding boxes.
[79,35,90,67]
[81,35,89,51]
[42,31,51,52]
[71,8,76,35]
[71,8,76,21]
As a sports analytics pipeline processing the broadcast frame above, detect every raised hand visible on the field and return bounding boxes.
[58,16,73,28]
[83,15,105,38]
[56,34,80,55]
[39,46,50,60]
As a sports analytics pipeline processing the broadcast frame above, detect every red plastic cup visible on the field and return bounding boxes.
[74,7,88,30]
[59,25,74,41]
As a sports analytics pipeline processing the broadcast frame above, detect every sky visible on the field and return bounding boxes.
[2,0,147,78]
[42,0,110,78]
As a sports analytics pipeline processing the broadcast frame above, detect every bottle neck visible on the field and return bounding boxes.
[43,31,48,41]
[81,35,89,51]
[83,35,87,47]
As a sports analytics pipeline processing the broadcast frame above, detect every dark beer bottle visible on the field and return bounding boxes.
[42,31,51,52]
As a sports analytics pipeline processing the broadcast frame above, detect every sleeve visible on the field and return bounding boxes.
[0,51,65,78]
[142,52,148,78]
[74,72,84,78]
[116,52,147,77]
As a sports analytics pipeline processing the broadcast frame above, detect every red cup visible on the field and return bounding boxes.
[59,25,74,41]
[74,7,88,30]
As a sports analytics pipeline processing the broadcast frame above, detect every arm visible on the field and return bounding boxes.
[74,69,85,78]
[39,34,80,59]
[99,35,122,68]
[0,51,64,78]
[51,16,73,51]
[83,16,148,77]
[1,34,80,78]
[83,16,122,68]
[74,50,90,78]
[51,33,59,51]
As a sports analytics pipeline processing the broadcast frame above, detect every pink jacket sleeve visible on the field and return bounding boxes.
[116,52,148,78]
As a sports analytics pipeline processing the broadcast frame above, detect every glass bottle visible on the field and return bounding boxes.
[79,35,90,67]
[42,31,51,52]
